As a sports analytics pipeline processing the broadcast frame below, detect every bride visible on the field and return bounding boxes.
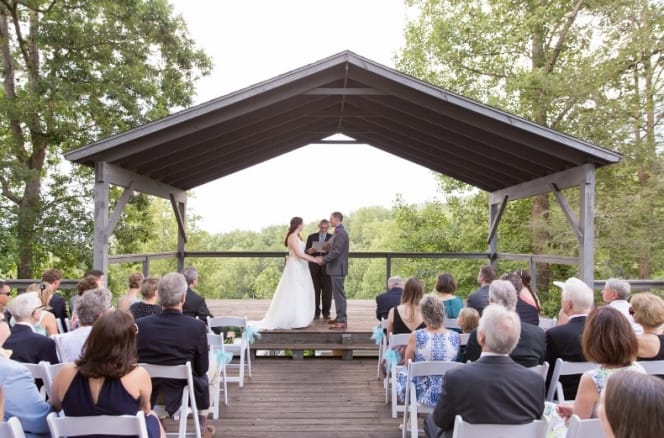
[254,217,317,330]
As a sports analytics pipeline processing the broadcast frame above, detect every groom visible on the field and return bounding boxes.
[316,211,349,330]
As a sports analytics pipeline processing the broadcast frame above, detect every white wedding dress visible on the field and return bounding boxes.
[254,239,315,330]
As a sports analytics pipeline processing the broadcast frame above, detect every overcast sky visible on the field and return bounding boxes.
[169,0,441,233]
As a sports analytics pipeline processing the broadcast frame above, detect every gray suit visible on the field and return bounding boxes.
[323,224,349,323]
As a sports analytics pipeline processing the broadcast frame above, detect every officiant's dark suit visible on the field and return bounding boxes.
[306,220,333,319]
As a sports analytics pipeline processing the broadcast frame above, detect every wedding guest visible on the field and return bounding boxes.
[515,269,541,313]
[83,269,105,288]
[50,310,164,438]
[396,294,459,407]
[375,276,404,321]
[386,277,426,335]
[57,288,112,362]
[598,370,664,438]
[70,276,99,322]
[434,273,463,319]
[118,272,144,312]
[501,272,539,326]
[630,292,664,361]
[466,265,496,316]
[181,267,214,324]
[3,292,59,364]
[602,278,643,334]
[24,282,58,336]
[557,306,644,420]
[0,278,11,323]
[41,269,68,331]
[456,307,479,334]
[130,277,162,321]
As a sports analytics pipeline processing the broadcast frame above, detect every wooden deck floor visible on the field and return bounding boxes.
[204,358,403,437]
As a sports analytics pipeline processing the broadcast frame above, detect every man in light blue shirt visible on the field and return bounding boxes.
[1,356,53,437]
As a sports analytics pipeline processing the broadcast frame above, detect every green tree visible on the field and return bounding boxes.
[0,0,211,278]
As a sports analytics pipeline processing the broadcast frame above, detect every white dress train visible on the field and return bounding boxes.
[253,240,315,330]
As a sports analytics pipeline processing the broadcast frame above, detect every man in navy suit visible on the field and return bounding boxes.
[181,267,214,324]
[375,276,404,321]
[546,277,593,400]
[425,304,545,438]
[306,219,333,320]
[41,269,68,332]
[136,272,213,436]
[466,265,497,316]
[3,292,59,364]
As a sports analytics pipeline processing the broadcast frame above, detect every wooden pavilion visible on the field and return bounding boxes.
[64,50,621,287]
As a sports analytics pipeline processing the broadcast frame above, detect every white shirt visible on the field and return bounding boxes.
[57,325,93,362]
[609,300,644,335]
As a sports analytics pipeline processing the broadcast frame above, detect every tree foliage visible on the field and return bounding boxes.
[0,0,211,278]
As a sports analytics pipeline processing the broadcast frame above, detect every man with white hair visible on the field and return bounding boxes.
[136,272,214,438]
[375,276,404,321]
[602,278,643,334]
[3,292,59,364]
[546,277,594,400]
[463,280,546,366]
[424,304,545,438]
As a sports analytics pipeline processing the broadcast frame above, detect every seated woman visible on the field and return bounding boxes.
[515,269,541,313]
[130,277,162,321]
[557,306,644,420]
[23,282,58,336]
[386,277,426,335]
[50,310,165,438]
[630,292,664,361]
[433,273,463,320]
[455,307,479,362]
[118,272,144,313]
[598,370,664,438]
[396,294,460,407]
[501,272,539,326]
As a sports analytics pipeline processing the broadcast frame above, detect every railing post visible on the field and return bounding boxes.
[386,255,392,285]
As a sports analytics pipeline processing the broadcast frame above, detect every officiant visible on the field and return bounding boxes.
[306,219,333,320]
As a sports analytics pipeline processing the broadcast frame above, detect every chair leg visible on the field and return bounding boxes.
[246,344,252,377]
[238,347,245,388]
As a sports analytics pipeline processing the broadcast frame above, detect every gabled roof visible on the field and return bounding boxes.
[65,50,621,193]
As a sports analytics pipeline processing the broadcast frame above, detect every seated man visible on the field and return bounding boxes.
[4,292,59,364]
[136,272,214,438]
[57,288,112,362]
[425,304,545,438]
[463,280,545,367]
[375,276,404,321]
[0,355,53,437]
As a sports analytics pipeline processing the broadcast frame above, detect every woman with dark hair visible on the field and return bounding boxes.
[50,311,164,438]
[515,269,540,312]
[254,217,318,330]
[433,273,463,319]
[129,277,162,321]
[557,306,644,420]
[387,277,426,335]
[598,370,664,438]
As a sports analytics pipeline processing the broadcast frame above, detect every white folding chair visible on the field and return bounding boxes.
[384,333,411,418]
[55,318,65,334]
[47,411,149,438]
[566,414,606,438]
[376,318,389,379]
[637,359,664,375]
[459,333,470,346]
[529,362,550,381]
[50,334,64,362]
[546,358,597,402]
[22,362,48,401]
[207,332,229,419]
[402,359,465,438]
[64,317,71,331]
[208,316,252,387]
[444,318,461,331]
[0,417,27,438]
[39,361,67,401]
[538,317,557,330]
[140,361,201,438]
[451,414,548,438]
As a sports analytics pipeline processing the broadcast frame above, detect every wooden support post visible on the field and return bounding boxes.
[579,165,595,287]
[93,162,110,280]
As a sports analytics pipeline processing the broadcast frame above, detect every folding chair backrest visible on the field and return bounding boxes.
[566,415,606,438]
[637,360,664,375]
[408,359,464,379]
[451,415,547,438]
[444,319,461,331]
[47,411,149,437]
[208,316,247,334]
[50,334,64,362]
[529,362,549,381]
[388,333,411,351]
[207,332,224,349]
[0,417,27,438]
[64,318,71,331]
[39,361,66,400]
[139,361,201,438]
[538,318,557,330]
[55,318,65,334]
[546,358,597,402]
[459,333,470,346]
[22,363,47,400]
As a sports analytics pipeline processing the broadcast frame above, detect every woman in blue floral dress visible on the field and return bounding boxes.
[397,292,460,407]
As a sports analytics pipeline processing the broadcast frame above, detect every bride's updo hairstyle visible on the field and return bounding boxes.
[284,216,303,246]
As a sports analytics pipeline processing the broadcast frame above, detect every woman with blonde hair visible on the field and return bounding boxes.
[387,277,426,335]
[630,292,664,361]
[25,282,58,336]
